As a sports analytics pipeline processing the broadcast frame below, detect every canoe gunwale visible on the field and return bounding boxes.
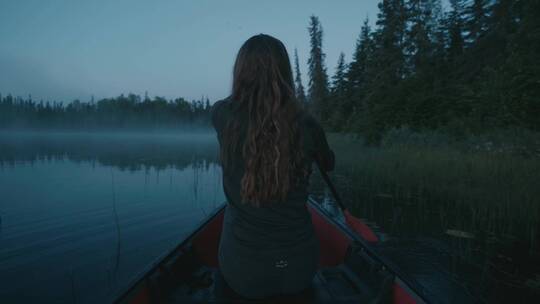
[307,197,429,303]
[113,204,226,304]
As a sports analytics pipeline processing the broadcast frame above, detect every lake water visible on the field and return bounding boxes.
[1,131,536,303]
[0,131,225,303]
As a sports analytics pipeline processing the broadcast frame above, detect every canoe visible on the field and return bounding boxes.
[113,198,428,303]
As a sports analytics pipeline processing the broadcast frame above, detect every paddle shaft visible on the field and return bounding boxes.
[314,158,347,212]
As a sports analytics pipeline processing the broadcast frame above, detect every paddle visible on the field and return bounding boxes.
[314,158,379,243]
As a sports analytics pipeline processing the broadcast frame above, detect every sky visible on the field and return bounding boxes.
[0,0,380,104]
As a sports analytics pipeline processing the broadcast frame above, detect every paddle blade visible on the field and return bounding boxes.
[343,210,379,243]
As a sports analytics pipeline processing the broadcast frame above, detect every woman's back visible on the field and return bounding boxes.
[212,96,334,299]
[211,33,334,300]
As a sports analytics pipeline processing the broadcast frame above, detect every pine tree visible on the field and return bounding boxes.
[344,18,374,128]
[373,0,408,81]
[447,0,465,59]
[307,15,330,122]
[489,0,521,35]
[331,52,347,94]
[328,52,347,130]
[356,0,408,142]
[293,48,307,107]
[464,0,489,45]
[204,97,210,111]
[405,0,440,73]
[431,0,447,60]
[347,18,373,93]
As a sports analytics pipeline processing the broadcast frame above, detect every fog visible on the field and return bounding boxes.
[0,130,219,172]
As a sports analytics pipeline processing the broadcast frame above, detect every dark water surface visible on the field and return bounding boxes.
[0,131,225,303]
[1,131,537,304]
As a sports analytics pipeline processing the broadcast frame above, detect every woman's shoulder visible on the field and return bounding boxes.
[211,96,232,115]
[211,96,233,130]
[212,96,232,109]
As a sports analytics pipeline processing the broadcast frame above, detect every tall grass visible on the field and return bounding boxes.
[326,130,540,253]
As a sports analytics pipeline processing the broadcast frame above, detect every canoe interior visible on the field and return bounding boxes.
[115,202,423,304]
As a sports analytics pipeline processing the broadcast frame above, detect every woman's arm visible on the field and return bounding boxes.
[314,124,335,172]
[306,114,335,172]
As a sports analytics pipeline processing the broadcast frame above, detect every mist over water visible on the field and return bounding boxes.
[0,131,225,303]
[1,130,538,303]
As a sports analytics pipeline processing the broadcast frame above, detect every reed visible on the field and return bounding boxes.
[326,131,540,252]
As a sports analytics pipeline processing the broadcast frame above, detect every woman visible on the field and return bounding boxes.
[211,33,335,300]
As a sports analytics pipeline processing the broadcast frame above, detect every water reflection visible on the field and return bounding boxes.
[0,131,219,171]
[0,131,224,304]
[111,170,121,291]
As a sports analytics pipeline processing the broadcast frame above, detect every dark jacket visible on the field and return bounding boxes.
[211,97,334,299]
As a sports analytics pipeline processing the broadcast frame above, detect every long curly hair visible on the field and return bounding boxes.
[220,34,306,206]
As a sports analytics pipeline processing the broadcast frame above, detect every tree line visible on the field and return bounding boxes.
[299,0,540,143]
[2,0,538,136]
[0,93,211,129]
